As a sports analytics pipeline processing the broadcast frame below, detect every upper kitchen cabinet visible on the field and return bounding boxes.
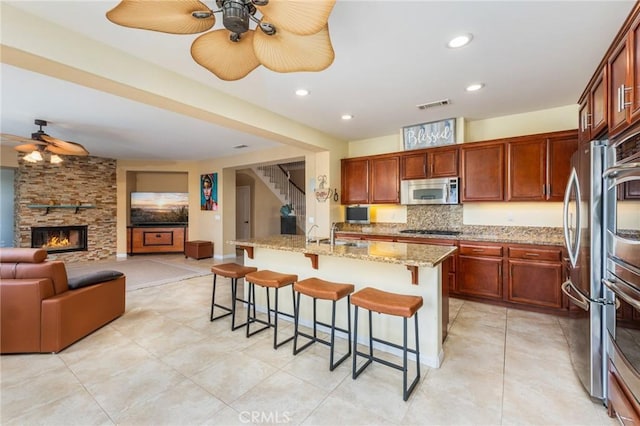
[608,12,640,137]
[461,141,505,202]
[341,157,369,204]
[507,130,578,201]
[369,155,400,204]
[579,66,607,144]
[341,154,400,204]
[400,146,459,180]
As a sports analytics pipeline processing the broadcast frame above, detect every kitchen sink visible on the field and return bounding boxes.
[315,238,369,247]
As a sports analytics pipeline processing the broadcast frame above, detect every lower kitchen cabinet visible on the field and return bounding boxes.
[457,243,504,300]
[507,245,564,310]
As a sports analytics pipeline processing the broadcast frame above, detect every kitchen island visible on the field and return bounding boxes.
[230,235,457,368]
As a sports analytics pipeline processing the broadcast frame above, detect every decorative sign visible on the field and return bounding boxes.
[403,118,456,150]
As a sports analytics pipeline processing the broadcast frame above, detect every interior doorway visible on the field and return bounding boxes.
[236,185,251,240]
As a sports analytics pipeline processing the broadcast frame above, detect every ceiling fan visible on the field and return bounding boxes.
[1,119,90,163]
[106,0,336,81]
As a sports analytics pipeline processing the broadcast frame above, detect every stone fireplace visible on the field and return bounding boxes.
[31,225,88,253]
[15,155,117,262]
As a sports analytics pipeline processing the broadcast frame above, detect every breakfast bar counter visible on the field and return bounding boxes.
[229,235,457,368]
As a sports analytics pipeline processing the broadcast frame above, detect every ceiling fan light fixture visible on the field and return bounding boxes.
[50,154,63,164]
[108,0,336,79]
[24,150,43,163]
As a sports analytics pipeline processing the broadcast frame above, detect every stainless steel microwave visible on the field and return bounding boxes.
[400,177,459,205]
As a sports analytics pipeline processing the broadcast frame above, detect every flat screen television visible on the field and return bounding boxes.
[130,192,189,225]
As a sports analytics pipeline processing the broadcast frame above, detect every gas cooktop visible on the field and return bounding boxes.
[399,229,461,236]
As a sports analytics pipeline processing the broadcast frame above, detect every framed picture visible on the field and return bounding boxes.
[200,173,218,211]
[403,118,456,150]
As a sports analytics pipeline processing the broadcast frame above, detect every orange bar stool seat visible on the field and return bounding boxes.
[244,270,298,349]
[210,263,257,330]
[293,277,355,371]
[351,287,423,401]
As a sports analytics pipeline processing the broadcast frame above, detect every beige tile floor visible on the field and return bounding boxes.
[1,255,618,425]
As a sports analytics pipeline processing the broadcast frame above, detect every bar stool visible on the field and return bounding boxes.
[244,270,298,349]
[210,263,257,330]
[293,278,355,371]
[351,287,423,401]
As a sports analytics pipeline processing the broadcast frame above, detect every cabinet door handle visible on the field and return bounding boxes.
[618,84,633,112]
[542,185,546,196]
[524,253,539,257]
[471,248,484,253]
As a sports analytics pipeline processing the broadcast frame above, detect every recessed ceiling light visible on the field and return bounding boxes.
[295,89,310,96]
[466,83,484,92]
[447,34,473,49]
[341,114,353,120]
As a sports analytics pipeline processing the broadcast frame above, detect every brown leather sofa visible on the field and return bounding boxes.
[0,248,126,353]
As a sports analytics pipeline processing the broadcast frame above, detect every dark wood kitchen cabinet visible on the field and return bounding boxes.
[579,66,607,144]
[341,154,399,204]
[400,146,459,180]
[341,157,369,204]
[457,242,504,300]
[461,141,505,202]
[507,245,564,310]
[370,155,400,204]
[507,130,578,201]
[608,12,640,137]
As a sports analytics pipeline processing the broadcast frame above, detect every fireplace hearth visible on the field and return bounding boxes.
[31,225,88,253]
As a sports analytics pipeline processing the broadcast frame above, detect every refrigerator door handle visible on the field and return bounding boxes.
[602,278,640,311]
[563,168,581,267]
[561,280,589,311]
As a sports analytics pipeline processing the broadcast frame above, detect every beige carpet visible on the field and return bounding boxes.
[66,258,211,291]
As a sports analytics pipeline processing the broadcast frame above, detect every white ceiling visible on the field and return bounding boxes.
[0,1,635,161]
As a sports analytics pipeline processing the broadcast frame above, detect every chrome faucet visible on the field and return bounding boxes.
[330,222,338,246]
[307,224,319,242]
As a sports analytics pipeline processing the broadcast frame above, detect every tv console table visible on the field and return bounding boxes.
[127,225,187,255]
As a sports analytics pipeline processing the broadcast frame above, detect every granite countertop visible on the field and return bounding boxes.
[229,235,457,268]
[337,225,565,246]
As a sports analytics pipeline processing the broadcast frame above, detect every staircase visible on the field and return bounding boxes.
[254,163,305,232]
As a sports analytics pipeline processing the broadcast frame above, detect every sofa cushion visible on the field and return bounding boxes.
[0,248,47,264]
[68,270,124,290]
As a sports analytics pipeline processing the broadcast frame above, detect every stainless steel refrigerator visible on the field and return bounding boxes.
[561,139,609,401]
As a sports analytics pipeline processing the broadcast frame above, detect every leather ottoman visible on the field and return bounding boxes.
[185,240,213,260]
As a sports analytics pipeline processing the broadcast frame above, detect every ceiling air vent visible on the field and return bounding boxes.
[416,99,451,110]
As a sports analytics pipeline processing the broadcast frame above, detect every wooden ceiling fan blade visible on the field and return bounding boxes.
[0,133,41,144]
[191,29,260,81]
[14,143,44,153]
[254,25,334,73]
[106,0,215,34]
[257,0,336,35]
[40,135,90,156]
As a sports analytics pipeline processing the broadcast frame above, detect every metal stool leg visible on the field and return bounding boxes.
[210,274,232,322]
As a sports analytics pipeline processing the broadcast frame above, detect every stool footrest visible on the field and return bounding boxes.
[210,308,232,322]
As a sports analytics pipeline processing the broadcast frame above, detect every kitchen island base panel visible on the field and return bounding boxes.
[242,247,444,368]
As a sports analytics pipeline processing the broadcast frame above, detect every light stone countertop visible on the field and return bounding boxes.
[229,235,457,268]
[337,225,566,246]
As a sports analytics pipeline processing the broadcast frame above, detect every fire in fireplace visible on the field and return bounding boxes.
[31,225,88,253]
